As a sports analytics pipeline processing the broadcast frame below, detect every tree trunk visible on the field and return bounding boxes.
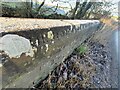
[75,0,88,19]
[71,0,80,19]
[79,2,93,19]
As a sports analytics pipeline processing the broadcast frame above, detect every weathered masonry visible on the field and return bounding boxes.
[0,17,101,89]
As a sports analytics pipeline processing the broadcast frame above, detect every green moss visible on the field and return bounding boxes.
[76,44,88,55]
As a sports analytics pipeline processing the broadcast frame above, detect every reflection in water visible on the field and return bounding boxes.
[111,30,119,63]
[110,30,119,88]
[115,30,118,58]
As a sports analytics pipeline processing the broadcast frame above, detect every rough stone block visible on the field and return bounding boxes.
[0,17,100,88]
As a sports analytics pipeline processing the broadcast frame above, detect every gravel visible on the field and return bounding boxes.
[34,39,112,89]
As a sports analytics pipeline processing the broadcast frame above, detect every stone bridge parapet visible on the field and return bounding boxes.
[0,17,100,89]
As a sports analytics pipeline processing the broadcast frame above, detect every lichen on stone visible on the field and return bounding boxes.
[36,39,39,46]
[47,31,54,39]
[0,34,34,58]
[43,34,46,38]
[45,44,49,52]
[0,63,3,67]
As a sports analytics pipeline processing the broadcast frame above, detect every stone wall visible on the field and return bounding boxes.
[0,17,100,88]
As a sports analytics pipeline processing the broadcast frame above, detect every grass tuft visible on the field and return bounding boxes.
[76,44,88,55]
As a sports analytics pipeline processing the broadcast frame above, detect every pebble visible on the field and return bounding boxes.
[63,71,67,80]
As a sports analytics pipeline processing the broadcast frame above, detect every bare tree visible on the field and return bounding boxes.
[71,0,80,19]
